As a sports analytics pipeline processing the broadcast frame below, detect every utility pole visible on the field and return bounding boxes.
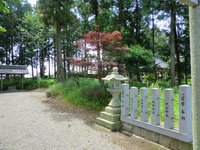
[178,0,200,149]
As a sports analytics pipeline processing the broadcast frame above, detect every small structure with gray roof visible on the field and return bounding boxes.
[0,65,28,92]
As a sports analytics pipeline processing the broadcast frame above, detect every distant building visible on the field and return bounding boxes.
[155,58,169,79]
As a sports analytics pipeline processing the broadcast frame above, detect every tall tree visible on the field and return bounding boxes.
[169,0,176,86]
[38,0,74,82]
[0,0,32,65]
[120,45,154,81]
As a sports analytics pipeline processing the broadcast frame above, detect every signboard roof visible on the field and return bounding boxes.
[0,65,28,75]
[179,0,198,6]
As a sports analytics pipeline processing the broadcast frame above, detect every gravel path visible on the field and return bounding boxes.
[0,90,169,150]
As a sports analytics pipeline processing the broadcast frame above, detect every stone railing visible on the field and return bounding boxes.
[121,83,192,143]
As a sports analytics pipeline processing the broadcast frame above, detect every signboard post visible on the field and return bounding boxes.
[178,0,200,149]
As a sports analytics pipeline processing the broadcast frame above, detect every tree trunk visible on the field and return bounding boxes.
[11,44,14,65]
[135,0,141,44]
[174,7,181,85]
[31,56,34,77]
[152,10,157,80]
[56,22,65,82]
[63,48,67,80]
[170,1,176,86]
[92,0,99,24]
[175,45,182,85]
[136,64,141,82]
[97,32,103,87]
[40,48,45,78]
[84,41,88,73]
[185,73,188,84]
[53,35,57,78]
[117,0,124,30]
[48,56,51,78]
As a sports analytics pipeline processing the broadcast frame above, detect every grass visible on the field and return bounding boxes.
[49,77,111,111]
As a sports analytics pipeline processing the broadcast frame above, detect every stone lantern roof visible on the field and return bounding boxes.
[102,67,128,81]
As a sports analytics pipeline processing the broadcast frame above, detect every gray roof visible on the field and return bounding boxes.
[155,58,169,69]
[0,65,28,75]
[102,67,128,81]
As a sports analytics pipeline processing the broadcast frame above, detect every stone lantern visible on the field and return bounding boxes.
[96,67,128,130]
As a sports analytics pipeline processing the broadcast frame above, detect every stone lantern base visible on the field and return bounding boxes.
[96,105,121,131]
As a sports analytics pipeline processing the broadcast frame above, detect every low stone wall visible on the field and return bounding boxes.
[122,122,192,150]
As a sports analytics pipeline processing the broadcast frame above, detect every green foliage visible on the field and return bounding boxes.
[38,0,74,27]
[49,78,111,111]
[37,78,56,88]
[0,0,9,13]
[127,45,154,66]
[81,86,110,103]
[0,0,32,64]
[0,0,9,32]
[144,73,157,82]
[24,78,56,90]
[0,0,192,86]
[129,80,171,90]
[1,77,55,91]
[119,44,154,81]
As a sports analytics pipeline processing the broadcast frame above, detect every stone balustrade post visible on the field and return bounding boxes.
[140,87,148,122]
[121,83,129,120]
[164,88,174,129]
[130,87,138,120]
[151,88,160,125]
[179,85,192,136]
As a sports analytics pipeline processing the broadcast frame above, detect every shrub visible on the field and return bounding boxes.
[145,73,156,82]
[81,86,110,102]
[37,78,56,88]
[48,77,111,111]
[48,82,64,96]
[1,77,56,91]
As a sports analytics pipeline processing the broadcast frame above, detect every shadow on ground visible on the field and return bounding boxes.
[42,97,99,127]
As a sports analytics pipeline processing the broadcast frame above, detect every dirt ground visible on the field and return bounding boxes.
[0,89,169,150]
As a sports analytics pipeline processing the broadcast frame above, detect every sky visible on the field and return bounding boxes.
[28,0,37,5]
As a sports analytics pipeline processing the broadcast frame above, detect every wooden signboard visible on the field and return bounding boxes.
[179,0,198,6]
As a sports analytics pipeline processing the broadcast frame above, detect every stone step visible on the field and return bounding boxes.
[96,117,121,131]
[100,111,120,122]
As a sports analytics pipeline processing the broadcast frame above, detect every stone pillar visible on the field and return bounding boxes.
[151,88,160,125]
[121,83,129,119]
[164,89,174,129]
[179,85,192,136]
[130,87,138,120]
[189,3,200,149]
[140,87,148,122]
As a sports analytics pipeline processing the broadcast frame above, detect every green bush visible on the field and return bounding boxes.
[37,78,56,88]
[81,86,110,102]
[48,77,111,111]
[145,73,156,82]
[1,77,56,91]
[49,82,64,96]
